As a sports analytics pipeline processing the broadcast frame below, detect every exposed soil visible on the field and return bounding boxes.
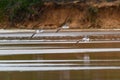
[0,1,120,29]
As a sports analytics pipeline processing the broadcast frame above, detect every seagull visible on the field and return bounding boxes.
[36,30,44,33]
[31,30,44,38]
[62,24,69,29]
[76,35,90,43]
[82,36,90,42]
[56,24,69,33]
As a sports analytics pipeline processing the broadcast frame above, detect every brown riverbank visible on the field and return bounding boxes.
[0,1,120,29]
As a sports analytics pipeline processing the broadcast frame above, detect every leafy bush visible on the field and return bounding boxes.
[87,6,101,28]
[88,6,98,23]
[0,0,43,23]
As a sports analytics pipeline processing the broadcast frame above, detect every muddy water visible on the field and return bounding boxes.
[0,42,120,80]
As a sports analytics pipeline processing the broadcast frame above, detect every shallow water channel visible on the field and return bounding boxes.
[0,30,120,80]
[0,41,119,80]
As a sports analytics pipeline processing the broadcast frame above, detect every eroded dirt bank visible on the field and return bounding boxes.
[0,1,120,29]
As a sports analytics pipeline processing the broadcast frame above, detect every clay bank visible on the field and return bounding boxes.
[0,1,120,29]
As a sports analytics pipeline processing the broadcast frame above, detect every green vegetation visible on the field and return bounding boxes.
[87,6,101,28]
[0,0,43,23]
[88,6,98,23]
